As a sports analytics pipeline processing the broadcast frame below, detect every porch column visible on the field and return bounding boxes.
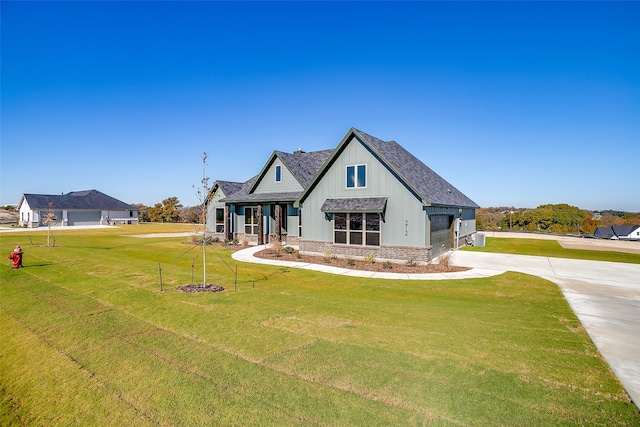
[274,204,282,241]
[257,204,264,245]
[224,205,232,241]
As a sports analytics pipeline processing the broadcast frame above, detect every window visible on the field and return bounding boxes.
[334,213,347,244]
[365,214,381,246]
[298,209,302,238]
[215,208,224,233]
[275,165,282,182]
[346,164,366,188]
[334,212,380,246]
[245,207,259,235]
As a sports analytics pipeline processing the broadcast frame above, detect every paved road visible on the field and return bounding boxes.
[451,251,640,409]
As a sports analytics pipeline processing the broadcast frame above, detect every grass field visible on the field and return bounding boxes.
[462,236,640,264]
[1,225,639,426]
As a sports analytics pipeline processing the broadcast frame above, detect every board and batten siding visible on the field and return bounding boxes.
[206,188,227,232]
[253,158,303,194]
[300,136,427,247]
[460,208,476,238]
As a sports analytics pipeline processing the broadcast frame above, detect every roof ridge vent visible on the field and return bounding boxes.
[294,147,305,154]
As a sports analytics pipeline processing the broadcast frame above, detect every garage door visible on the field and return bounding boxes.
[431,215,453,257]
[67,211,102,226]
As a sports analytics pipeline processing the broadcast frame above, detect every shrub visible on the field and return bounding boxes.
[323,249,333,263]
[284,246,294,254]
[382,261,393,270]
[439,253,451,271]
[271,239,283,257]
[406,258,417,267]
[345,255,355,267]
[364,253,376,264]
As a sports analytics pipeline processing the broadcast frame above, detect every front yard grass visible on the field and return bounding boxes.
[1,226,638,426]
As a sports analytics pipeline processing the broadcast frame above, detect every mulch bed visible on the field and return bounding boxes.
[184,239,469,274]
[253,247,469,274]
[177,284,225,293]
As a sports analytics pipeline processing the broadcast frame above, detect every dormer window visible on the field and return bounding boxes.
[346,164,366,188]
[275,165,282,183]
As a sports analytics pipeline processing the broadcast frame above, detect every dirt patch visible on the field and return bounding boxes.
[558,240,640,254]
[253,248,469,274]
[481,231,640,254]
[0,210,18,224]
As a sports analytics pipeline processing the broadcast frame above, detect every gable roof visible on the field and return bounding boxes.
[20,190,137,211]
[207,180,244,202]
[612,225,640,237]
[248,149,333,194]
[221,149,334,204]
[219,176,266,203]
[276,149,334,188]
[593,226,615,239]
[298,128,479,209]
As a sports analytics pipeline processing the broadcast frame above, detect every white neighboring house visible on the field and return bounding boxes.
[18,190,139,227]
[612,225,640,240]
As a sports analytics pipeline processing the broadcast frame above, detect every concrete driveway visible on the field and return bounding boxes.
[234,245,640,408]
[450,251,640,409]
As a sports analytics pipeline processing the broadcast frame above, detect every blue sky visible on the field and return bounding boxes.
[2,1,639,212]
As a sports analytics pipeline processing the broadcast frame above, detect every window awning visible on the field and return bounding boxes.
[320,197,388,213]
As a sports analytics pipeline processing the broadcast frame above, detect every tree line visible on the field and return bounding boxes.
[133,197,203,224]
[134,198,640,235]
[477,204,640,235]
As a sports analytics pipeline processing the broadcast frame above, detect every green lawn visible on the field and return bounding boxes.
[462,236,640,264]
[1,226,638,426]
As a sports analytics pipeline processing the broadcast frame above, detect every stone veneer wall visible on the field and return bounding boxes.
[300,240,434,264]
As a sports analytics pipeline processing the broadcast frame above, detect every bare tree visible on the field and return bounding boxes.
[42,201,57,247]
[192,152,209,285]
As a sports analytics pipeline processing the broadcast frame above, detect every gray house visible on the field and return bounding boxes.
[18,190,138,227]
[207,128,478,262]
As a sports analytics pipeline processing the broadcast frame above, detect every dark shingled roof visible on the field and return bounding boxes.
[216,180,244,197]
[321,197,388,213]
[224,191,302,203]
[22,190,137,211]
[593,226,615,239]
[354,129,479,208]
[234,149,333,203]
[275,149,333,188]
[217,128,478,210]
[612,225,640,237]
[220,176,261,203]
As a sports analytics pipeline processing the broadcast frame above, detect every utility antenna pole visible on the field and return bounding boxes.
[201,152,209,286]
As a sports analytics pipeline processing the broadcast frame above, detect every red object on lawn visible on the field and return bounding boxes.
[7,245,23,269]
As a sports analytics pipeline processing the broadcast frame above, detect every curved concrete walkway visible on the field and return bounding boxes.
[233,245,640,408]
[232,244,504,280]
